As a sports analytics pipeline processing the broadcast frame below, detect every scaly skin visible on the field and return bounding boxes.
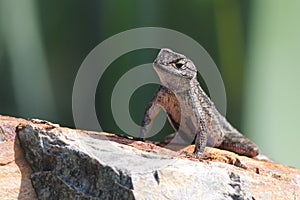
[141,48,259,158]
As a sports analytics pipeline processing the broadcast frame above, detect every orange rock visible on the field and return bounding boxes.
[0,139,37,199]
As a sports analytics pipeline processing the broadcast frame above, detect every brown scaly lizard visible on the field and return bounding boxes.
[141,48,265,159]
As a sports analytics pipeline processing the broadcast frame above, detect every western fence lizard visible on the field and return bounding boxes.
[141,48,260,158]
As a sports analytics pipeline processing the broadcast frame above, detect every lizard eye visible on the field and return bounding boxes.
[170,59,186,69]
[175,63,184,68]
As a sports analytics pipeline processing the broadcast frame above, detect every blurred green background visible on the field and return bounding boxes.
[0,0,299,168]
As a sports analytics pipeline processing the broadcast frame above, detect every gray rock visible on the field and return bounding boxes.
[17,125,299,200]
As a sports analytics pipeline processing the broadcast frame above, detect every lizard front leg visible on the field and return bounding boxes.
[140,97,162,141]
[141,86,180,141]
[193,130,208,158]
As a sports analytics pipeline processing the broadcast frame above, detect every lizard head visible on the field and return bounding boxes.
[153,48,198,92]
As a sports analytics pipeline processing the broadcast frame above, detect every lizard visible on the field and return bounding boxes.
[140,48,261,159]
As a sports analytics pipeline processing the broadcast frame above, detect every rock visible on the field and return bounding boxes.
[0,116,37,199]
[1,115,300,199]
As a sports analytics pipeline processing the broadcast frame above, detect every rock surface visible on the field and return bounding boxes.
[0,116,37,199]
[1,115,300,199]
